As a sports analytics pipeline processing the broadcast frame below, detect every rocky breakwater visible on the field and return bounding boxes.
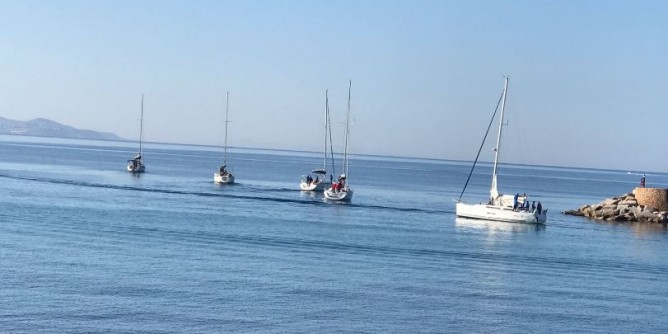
[565,188,668,224]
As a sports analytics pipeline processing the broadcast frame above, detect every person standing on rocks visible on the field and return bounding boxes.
[640,174,646,188]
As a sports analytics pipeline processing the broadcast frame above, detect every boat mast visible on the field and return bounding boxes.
[344,80,351,178]
[139,93,144,156]
[327,92,336,179]
[490,77,509,198]
[323,90,328,171]
[224,91,230,165]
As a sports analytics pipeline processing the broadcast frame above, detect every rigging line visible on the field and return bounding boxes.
[457,89,505,202]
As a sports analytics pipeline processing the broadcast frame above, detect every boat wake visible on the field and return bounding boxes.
[0,173,445,215]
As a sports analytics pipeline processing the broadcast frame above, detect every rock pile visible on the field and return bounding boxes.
[565,192,668,223]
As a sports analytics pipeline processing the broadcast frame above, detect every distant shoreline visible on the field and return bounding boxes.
[1,132,663,176]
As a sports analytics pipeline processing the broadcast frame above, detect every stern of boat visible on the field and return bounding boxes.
[300,180,326,192]
[324,187,353,202]
[127,163,145,173]
[214,172,235,184]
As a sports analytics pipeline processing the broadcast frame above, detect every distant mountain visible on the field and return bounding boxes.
[0,116,123,141]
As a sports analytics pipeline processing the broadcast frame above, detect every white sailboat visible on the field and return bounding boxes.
[127,93,146,173]
[455,77,547,224]
[214,91,235,184]
[324,81,354,202]
[300,90,333,192]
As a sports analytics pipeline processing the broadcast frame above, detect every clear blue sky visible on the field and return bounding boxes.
[1,0,666,171]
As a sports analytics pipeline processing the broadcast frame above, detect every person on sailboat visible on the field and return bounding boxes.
[537,202,543,214]
[129,154,141,168]
[513,193,519,211]
[219,165,227,175]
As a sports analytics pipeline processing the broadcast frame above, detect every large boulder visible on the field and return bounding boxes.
[613,215,628,222]
[616,205,631,214]
[581,206,594,217]
[635,209,657,221]
[619,199,638,206]
[603,198,621,206]
[657,212,668,224]
[624,214,638,222]
[565,209,584,217]
[597,207,616,219]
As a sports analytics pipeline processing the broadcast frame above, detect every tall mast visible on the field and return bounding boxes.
[323,90,328,171]
[327,92,336,178]
[490,77,509,198]
[344,80,351,178]
[224,91,230,165]
[139,93,144,155]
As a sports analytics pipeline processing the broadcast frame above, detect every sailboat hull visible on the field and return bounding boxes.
[456,202,547,224]
[300,180,326,192]
[214,172,235,184]
[127,163,145,173]
[324,187,353,202]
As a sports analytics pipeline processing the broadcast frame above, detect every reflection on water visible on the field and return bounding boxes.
[631,222,668,236]
[584,218,668,237]
[299,190,322,199]
[455,217,546,234]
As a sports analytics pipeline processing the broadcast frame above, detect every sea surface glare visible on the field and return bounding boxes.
[1,136,667,333]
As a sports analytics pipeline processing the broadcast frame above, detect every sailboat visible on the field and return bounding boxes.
[127,93,146,173]
[324,80,354,202]
[455,77,547,224]
[214,91,235,184]
[300,90,334,191]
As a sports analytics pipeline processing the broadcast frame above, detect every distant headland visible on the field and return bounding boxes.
[0,116,122,141]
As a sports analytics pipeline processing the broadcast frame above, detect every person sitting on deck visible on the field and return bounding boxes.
[338,175,346,192]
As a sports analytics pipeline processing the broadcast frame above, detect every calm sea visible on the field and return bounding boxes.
[1,135,667,333]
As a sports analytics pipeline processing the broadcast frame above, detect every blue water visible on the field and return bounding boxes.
[1,135,667,333]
